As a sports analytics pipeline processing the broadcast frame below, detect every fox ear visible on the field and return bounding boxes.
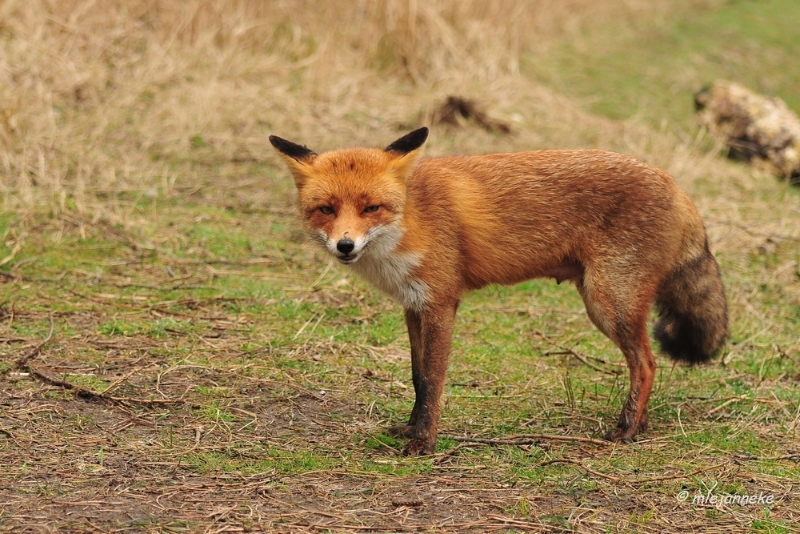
[384,127,428,179]
[269,135,317,188]
[385,127,429,155]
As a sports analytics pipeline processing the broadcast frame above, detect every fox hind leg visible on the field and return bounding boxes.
[604,320,656,442]
[576,270,657,442]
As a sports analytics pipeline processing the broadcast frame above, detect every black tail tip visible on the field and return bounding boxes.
[654,316,725,365]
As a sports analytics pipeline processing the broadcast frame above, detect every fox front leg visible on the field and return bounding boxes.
[395,302,457,456]
[387,309,424,439]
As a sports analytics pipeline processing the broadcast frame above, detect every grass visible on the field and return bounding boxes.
[1,0,799,532]
[528,0,800,127]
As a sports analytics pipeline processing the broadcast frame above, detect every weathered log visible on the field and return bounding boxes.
[695,81,800,183]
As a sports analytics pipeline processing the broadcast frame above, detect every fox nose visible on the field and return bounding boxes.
[336,238,355,255]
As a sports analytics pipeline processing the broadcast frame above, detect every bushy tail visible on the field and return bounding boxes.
[654,242,728,363]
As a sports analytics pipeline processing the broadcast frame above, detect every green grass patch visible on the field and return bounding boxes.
[184,448,341,476]
[528,0,800,127]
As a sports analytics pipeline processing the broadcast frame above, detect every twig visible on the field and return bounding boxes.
[540,458,725,485]
[13,313,55,370]
[733,452,800,462]
[25,363,194,409]
[707,395,749,415]
[26,364,96,398]
[310,258,334,288]
[106,396,195,406]
[446,433,611,447]
[537,458,621,481]
[631,462,726,483]
[293,312,320,340]
[100,363,157,396]
[9,316,174,408]
[434,443,476,464]
[545,345,624,376]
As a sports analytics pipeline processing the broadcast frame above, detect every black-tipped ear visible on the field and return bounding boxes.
[269,135,317,161]
[385,127,429,154]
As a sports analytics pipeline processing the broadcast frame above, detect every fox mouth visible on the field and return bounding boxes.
[337,253,360,265]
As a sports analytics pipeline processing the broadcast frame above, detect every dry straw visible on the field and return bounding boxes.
[1,0,784,270]
[1,0,720,219]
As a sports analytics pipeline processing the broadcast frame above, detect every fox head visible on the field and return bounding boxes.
[269,128,428,265]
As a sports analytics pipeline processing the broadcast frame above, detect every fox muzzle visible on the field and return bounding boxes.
[336,237,355,255]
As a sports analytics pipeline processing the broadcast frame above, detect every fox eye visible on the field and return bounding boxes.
[318,206,335,215]
[363,205,380,214]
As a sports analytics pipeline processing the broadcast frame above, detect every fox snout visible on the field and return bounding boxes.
[334,235,360,264]
[336,237,355,255]
[325,232,365,264]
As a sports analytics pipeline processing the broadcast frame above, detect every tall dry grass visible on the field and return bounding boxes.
[0,0,723,220]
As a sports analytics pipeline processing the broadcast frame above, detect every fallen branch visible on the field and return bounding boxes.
[26,364,97,398]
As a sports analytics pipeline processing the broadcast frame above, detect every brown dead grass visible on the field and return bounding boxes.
[1,0,722,216]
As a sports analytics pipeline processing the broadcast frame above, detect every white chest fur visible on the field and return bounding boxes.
[350,250,428,311]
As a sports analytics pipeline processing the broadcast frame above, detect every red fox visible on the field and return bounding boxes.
[270,127,728,455]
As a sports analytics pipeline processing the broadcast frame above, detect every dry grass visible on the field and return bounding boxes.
[1,0,721,213]
[1,0,800,532]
